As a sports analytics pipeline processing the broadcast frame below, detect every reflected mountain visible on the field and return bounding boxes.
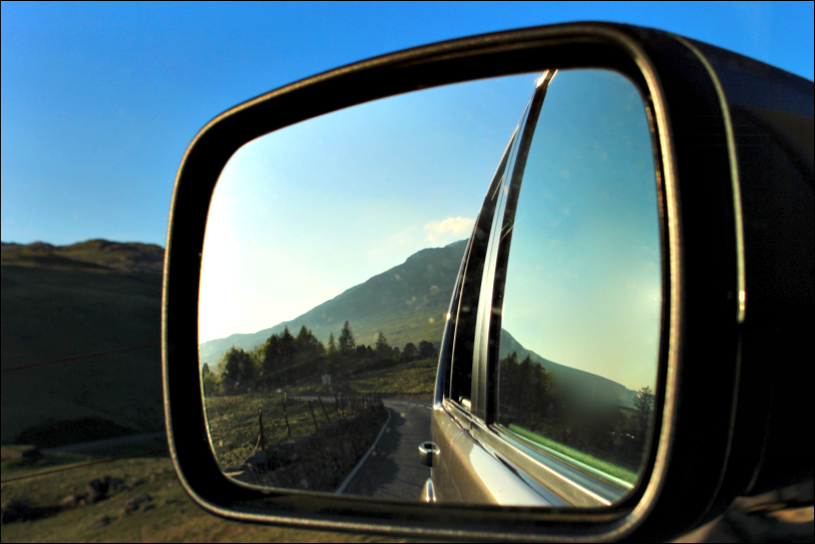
[199,240,468,366]
[200,238,638,404]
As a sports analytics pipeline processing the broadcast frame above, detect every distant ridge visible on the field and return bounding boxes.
[1,239,164,275]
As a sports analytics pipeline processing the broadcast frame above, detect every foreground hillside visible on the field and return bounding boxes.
[1,241,164,446]
[0,442,409,543]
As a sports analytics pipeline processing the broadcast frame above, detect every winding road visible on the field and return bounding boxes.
[339,398,432,500]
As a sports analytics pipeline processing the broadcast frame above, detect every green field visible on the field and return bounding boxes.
[282,357,438,399]
[0,442,418,542]
[343,357,437,397]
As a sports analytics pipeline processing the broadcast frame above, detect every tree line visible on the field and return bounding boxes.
[498,351,654,472]
[202,321,437,395]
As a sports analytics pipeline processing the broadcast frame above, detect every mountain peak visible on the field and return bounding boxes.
[404,239,467,264]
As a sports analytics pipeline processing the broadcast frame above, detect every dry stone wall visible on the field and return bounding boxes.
[226,401,388,492]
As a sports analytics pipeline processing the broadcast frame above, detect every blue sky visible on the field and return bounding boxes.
[3,2,814,375]
[2,2,813,247]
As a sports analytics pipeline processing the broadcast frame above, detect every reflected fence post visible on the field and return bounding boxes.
[257,407,266,450]
[281,400,292,440]
[318,396,331,423]
[308,400,319,432]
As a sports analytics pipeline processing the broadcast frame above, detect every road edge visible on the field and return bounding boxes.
[334,408,392,494]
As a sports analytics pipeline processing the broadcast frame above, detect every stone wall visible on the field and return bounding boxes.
[225,402,388,492]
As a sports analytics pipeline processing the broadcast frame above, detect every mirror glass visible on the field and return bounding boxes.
[492,69,661,504]
[199,69,661,506]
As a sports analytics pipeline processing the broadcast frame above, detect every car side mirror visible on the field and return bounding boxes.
[163,22,813,541]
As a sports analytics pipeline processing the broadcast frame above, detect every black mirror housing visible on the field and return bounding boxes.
[163,22,813,541]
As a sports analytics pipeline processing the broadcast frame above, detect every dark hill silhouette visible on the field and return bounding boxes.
[1,239,164,275]
[1,239,164,445]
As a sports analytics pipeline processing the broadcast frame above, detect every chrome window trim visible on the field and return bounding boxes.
[475,71,553,425]
[443,397,476,430]
[447,131,518,407]
[471,421,625,507]
[472,105,529,419]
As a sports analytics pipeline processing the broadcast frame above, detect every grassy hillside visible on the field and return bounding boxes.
[199,239,468,366]
[0,442,412,543]
[1,241,164,446]
[343,357,437,397]
[203,357,438,469]
[285,356,438,399]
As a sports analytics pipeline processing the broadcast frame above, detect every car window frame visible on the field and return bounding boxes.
[442,127,519,418]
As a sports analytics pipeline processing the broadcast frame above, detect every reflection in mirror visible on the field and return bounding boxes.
[199,75,538,498]
[198,68,662,508]
[493,69,660,503]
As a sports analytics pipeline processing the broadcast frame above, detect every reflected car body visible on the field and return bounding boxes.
[423,36,814,508]
[424,67,658,507]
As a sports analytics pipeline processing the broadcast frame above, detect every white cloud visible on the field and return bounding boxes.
[424,216,475,242]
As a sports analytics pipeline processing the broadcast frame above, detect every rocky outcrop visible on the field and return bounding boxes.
[226,402,388,492]
[59,476,125,507]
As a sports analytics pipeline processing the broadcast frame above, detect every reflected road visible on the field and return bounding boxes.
[340,398,432,500]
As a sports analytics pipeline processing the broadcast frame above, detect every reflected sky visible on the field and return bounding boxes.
[501,70,661,390]
[200,75,536,343]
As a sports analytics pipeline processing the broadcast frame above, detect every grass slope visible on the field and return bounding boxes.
[205,394,343,469]
[342,357,437,397]
[1,243,164,446]
[203,357,437,470]
[0,442,415,542]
